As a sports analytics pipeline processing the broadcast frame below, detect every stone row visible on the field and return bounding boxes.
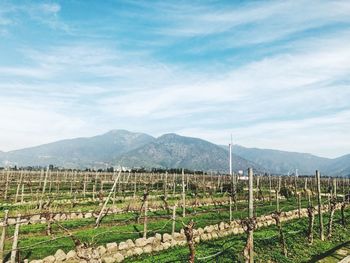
[0,200,230,226]
[23,204,345,263]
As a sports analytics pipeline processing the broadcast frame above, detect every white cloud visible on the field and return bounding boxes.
[0,1,350,159]
[0,101,91,151]
[177,110,350,158]
[38,3,61,14]
[150,0,350,45]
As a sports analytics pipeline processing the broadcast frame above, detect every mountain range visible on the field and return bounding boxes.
[0,129,349,176]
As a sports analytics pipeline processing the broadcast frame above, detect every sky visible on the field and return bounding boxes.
[0,0,350,158]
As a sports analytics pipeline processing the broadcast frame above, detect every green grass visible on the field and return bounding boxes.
[1,198,311,261]
[125,209,350,263]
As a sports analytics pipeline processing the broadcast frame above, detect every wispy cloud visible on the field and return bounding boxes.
[0,1,68,33]
[0,0,349,158]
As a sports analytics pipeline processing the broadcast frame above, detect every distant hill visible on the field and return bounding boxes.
[0,130,349,176]
[0,130,155,168]
[231,145,331,175]
[117,133,260,172]
[324,154,350,177]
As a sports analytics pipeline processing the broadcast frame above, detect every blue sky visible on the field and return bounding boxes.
[1,0,350,158]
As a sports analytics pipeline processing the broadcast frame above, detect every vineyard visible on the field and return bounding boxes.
[0,168,349,263]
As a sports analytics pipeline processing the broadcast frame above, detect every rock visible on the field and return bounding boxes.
[162,233,173,242]
[177,240,187,246]
[29,260,43,263]
[172,232,184,241]
[197,228,204,235]
[29,215,41,224]
[85,212,92,218]
[91,249,100,259]
[97,245,107,256]
[219,222,225,230]
[135,237,147,247]
[21,219,29,225]
[146,237,155,245]
[106,242,118,253]
[155,233,162,241]
[54,214,61,221]
[143,245,153,254]
[43,255,55,263]
[125,239,135,249]
[118,241,129,251]
[8,218,16,225]
[153,244,164,252]
[125,249,134,257]
[77,248,92,260]
[162,242,171,250]
[66,250,76,260]
[102,256,115,263]
[113,253,124,263]
[133,247,143,255]
[204,225,214,233]
[55,249,67,262]
[201,234,209,241]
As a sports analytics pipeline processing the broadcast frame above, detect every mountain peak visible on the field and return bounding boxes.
[105,129,134,135]
[158,133,181,139]
[0,130,349,176]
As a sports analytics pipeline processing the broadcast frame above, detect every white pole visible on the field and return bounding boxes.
[229,143,232,176]
[229,135,233,176]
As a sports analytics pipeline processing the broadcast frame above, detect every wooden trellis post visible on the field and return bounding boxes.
[243,168,254,263]
[172,203,177,236]
[269,174,272,206]
[92,185,96,201]
[15,171,23,203]
[0,210,9,263]
[39,167,49,210]
[164,171,168,200]
[143,191,149,238]
[229,195,233,222]
[4,170,9,200]
[341,197,346,227]
[10,214,21,263]
[276,176,281,212]
[316,170,324,241]
[307,204,315,244]
[182,169,186,218]
[15,183,20,203]
[95,171,121,228]
[21,184,24,204]
[304,178,308,191]
[298,193,301,218]
[133,173,137,200]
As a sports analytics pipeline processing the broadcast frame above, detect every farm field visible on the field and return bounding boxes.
[0,169,349,262]
[125,210,350,263]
